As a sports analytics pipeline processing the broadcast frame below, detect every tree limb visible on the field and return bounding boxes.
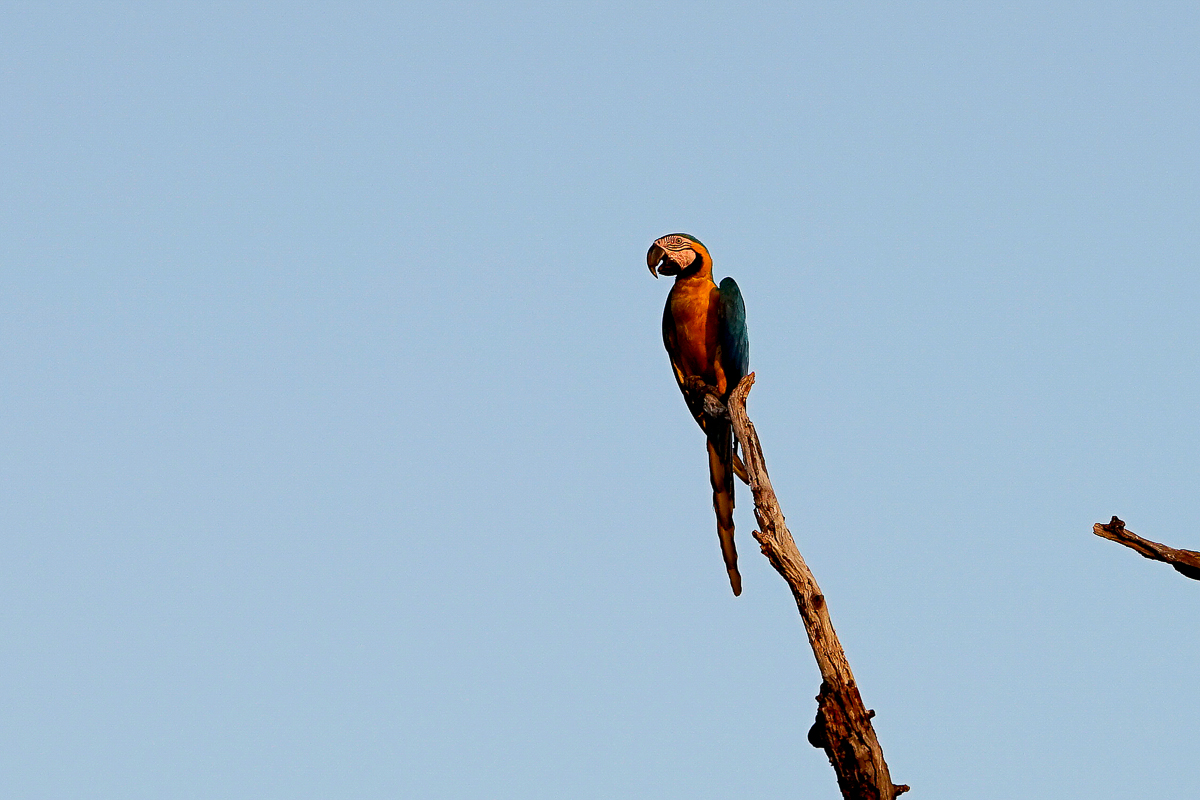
[725,373,908,800]
[1093,516,1200,581]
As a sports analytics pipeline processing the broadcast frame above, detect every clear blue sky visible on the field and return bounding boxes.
[3,3,1199,798]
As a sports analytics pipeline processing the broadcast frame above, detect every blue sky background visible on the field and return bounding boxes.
[3,2,1199,797]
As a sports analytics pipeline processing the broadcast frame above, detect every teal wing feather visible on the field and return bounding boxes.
[717,277,749,392]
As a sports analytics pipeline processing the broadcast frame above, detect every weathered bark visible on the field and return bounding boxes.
[722,373,908,800]
[1093,516,1200,581]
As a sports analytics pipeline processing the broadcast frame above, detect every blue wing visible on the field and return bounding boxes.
[717,277,749,391]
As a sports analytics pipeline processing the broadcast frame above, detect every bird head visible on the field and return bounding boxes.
[647,233,711,278]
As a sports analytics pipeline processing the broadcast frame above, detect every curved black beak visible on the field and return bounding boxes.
[646,243,665,278]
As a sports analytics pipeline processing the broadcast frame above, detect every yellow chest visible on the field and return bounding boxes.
[667,279,721,381]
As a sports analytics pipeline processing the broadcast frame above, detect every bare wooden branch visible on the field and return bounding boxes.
[726,374,908,800]
[1093,516,1200,581]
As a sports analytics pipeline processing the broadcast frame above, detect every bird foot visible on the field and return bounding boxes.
[683,377,727,419]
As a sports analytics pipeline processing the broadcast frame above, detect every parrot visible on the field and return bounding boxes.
[647,233,749,596]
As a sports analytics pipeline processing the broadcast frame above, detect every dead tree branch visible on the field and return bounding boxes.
[1093,516,1200,581]
[724,373,908,800]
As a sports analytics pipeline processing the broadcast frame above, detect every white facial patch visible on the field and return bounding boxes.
[656,235,697,269]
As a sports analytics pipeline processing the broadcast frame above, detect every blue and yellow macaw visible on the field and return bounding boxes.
[647,233,750,596]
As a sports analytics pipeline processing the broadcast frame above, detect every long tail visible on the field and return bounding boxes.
[707,421,741,596]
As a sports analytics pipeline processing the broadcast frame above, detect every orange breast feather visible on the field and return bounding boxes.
[668,280,723,389]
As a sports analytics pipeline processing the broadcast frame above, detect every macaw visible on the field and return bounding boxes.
[647,233,750,596]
